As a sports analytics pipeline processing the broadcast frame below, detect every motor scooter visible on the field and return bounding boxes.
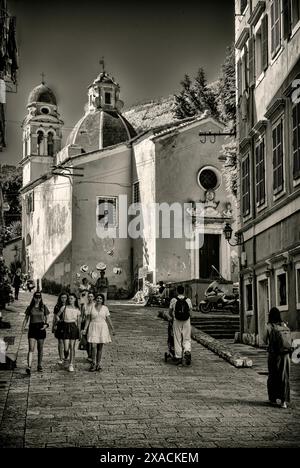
[199,280,239,314]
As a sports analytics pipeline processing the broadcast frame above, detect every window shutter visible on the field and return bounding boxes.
[244,44,248,90]
[237,59,242,99]
[261,15,269,71]
[283,0,292,39]
[248,36,255,87]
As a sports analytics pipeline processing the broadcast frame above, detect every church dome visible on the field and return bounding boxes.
[27,83,57,106]
[66,109,137,152]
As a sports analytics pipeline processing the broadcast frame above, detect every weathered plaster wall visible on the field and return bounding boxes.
[22,175,72,286]
[154,119,237,282]
[132,138,156,282]
[71,147,132,293]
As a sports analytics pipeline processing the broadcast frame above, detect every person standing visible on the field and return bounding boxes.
[22,291,50,375]
[52,292,69,364]
[263,307,292,408]
[95,268,109,302]
[81,290,95,362]
[82,293,115,372]
[57,293,81,372]
[13,267,22,300]
[168,285,192,365]
[78,277,91,314]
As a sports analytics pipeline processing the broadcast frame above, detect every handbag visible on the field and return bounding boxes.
[78,333,88,350]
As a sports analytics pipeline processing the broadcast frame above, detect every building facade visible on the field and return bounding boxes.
[235,0,300,344]
[21,70,237,298]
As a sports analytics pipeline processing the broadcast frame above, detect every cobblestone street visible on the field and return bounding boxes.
[0,292,300,448]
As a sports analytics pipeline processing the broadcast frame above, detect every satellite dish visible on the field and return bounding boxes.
[116,99,124,112]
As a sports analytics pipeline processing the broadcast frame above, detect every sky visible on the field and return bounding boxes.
[1,0,234,166]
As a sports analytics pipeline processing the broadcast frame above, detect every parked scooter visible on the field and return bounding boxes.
[199,280,239,314]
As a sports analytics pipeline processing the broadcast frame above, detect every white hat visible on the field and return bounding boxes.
[76,273,81,278]
[91,271,98,280]
[96,262,106,271]
[80,265,89,273]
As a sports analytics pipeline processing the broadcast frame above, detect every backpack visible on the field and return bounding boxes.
[174,297,190,321]
[270,323,292,354]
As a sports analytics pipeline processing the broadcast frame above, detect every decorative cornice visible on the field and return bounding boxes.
[235,27,250,50]
[249,119,268,137]
[248,1,266,27]
[265,98,286,119]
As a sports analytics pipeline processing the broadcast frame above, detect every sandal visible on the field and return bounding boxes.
[89,364,97,372]
[96,365,102,371]
[26,367,31,376]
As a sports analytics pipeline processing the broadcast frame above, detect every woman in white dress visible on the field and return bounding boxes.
[82,293,115,371]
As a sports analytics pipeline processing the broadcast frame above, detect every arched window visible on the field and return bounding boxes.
[47,132,54,156]
[37,131,44,155]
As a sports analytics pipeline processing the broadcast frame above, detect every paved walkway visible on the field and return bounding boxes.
[0,291,300,448]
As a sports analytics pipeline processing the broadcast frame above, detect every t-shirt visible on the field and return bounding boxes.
[169,295,192,319]
[25,305,50,324]
[63,306,81,323]
[96,277,108,292]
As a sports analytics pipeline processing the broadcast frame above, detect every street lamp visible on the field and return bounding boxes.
[223,223,244,246]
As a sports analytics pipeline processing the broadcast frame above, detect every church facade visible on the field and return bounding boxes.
[21,70,237,297]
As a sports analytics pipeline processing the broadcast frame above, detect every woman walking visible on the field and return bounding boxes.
[263,307,291,408]
[57,293,81,372]
[81,290,95,362]
[82,293,115,372]
[22,291,50,375]
[52,292,69,364]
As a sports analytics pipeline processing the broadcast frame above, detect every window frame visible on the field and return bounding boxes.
[96,195,118,229]
[275,267,288,311]
[241,153,251,219]
[272,115,285,198]
[292,100,300,180]
[270,0,282,57]
[295,261,300,309]
[255,136,267,209]
[244,279,254,316]
[132,181,140,204]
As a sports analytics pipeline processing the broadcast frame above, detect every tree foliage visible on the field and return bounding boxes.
[174,68,220,120]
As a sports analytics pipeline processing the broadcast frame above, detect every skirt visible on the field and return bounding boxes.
[28,323,46,340]
[54,321,65,340]
[63,322,80,340]
[87,320,111,344]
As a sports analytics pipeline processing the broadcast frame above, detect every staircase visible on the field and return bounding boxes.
[191,314,240,340]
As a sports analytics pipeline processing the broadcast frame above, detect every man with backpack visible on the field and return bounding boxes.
[168,285,193,365]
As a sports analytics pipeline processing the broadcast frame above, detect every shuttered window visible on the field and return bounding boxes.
[292,102,300,179]
[242,155,251,217]
[237,59,243,99]
[261,15,269,71]
[272,119,284,193]
[248,36,255,86]
[255,139,266,206]
[283,0,292,38]
[271,0,281,55]
[292,0,300,28]
[241,0,248,14]
[133,181,140,204]
[97,196,117,228]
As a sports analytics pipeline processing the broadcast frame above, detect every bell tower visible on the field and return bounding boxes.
[22,79,63,186]
[87,60,124,114]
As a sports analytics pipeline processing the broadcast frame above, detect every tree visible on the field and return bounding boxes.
[217,44,236,127]
[218,44,238,198]
[174,68,220,120]
[0,165,22,226]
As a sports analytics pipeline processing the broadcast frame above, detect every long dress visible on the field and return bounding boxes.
[264,323,291,403]
[87,304,111,344]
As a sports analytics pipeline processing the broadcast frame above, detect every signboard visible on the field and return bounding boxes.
[138,266,148,279]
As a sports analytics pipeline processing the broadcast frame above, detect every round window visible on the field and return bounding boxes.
[41,107,49,114]
[198,167,220,190]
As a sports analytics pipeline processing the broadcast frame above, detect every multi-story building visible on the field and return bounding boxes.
[235,0,300,344]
